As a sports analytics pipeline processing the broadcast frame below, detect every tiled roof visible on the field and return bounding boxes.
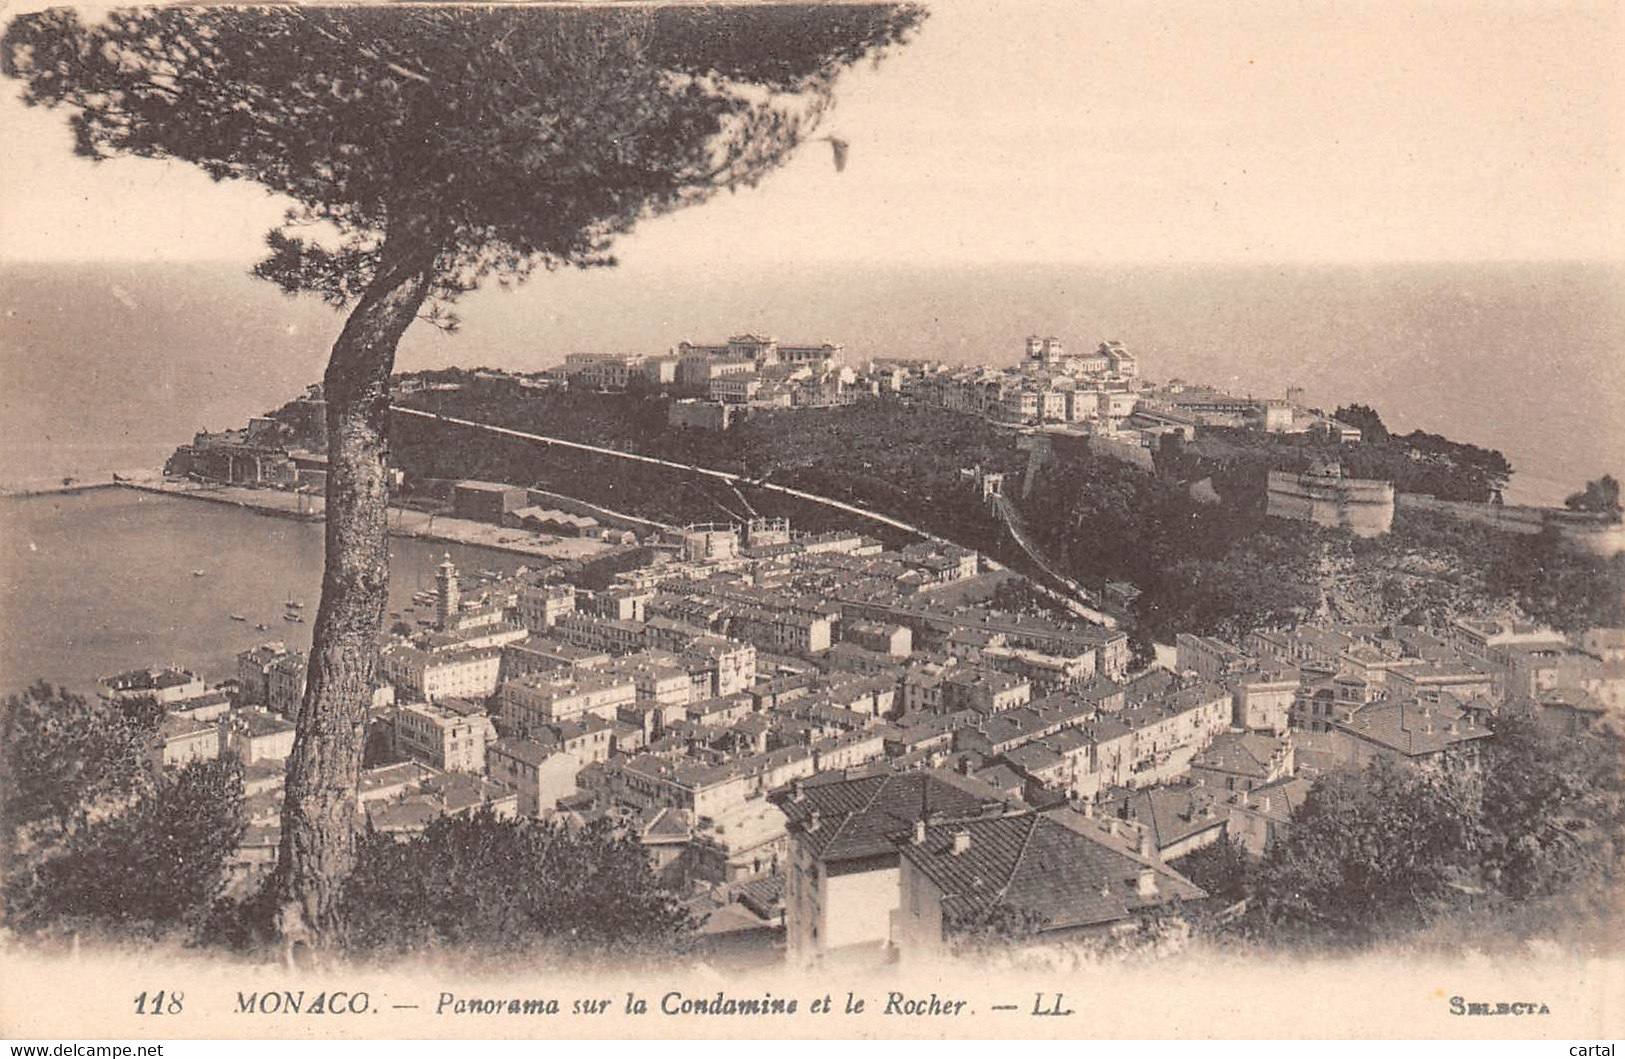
[1228,776,1313,824]
[640,805,693,841]
[1121,669,1178,703]
[973,696,1093,748]
[489,737,559,768]
[899,814,1205,932]
[737,875,785,917]
[1003,742,1065,775]
[974,764,1025,791]
[1110,786,1228,851]
[1334,698,1492,757]
[1042,727,1090,755]
[158,713,214,740]
[773,770,1010,862]
[366,801,440,833]
[1191,731,1283,778]
[231,707,295,738]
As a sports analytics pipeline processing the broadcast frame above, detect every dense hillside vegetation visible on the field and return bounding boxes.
[380,378,1621,639]
[1156,404,1515,510]
[1017,437,1328,640]
[1022,434,1623,638]
[390,381,1019,549]
[1177,715,1623,953]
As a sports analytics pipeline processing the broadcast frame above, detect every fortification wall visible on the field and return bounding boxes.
[1265,471,1394,538]
[1555,517,1625,558]
[1088,435,1155,472]
[1394,494,1625,556]
[1087,436,1621,556]
[1395,493,1546,534]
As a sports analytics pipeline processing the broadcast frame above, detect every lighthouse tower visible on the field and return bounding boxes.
[435,554,460,630]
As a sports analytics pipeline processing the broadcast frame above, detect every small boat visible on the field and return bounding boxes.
[255,623,269,631]
[229,614,247,622]
[283,613,305,623]
[191,570,207,577]
[285,599,305,610]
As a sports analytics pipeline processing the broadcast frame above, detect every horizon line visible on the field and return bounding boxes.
[3,255,1623,271]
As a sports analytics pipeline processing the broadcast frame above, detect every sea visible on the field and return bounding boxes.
[0,488,533,695]
[1,260,1622,695]
[2,260,1621,505]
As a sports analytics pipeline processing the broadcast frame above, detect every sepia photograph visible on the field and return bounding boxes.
[0,0,1622,1044]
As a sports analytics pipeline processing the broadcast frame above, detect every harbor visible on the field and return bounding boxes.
[0,487,537,692]
[2,468,614,562]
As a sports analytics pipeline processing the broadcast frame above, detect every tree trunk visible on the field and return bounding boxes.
[272,236,437,944]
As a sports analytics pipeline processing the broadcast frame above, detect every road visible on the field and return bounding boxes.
[393,406,1145,636]
[992,494,1120,629]
[394,406,964,547]
[993,494,1178,662]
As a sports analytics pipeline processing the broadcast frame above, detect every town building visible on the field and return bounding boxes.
[773,770,1017,965]
[1327,697,1493,773]
[154,713,221,768]
[394,698,496,773]
[500,633,611,682]
[1222,777,1314,856]
[266,652,308,715]
[98,667,206,706]
[235,642,290,706]
[452,480,528,523]
[1229,668,1302,733]
[499,670,638,734]
[381,645,504,703]
[164,431,295,486]
[219,707,297,764]
[487,737,582,818]
[894,812,1202,962]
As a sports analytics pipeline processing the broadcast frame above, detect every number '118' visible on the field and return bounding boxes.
[133,991,184,1014]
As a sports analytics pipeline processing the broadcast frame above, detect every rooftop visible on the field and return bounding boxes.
[772,769,1014,862]
[899,813,1205,932]
[1334,698,1493,757]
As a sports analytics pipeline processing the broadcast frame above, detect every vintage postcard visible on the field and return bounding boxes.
[1,0,1621,1043]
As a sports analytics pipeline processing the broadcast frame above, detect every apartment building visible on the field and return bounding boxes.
[394,699,496,773]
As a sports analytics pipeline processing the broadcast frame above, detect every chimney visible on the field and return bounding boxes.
[807,808,821,832]
[1261,796,1272,813]
[1136,868,1157,898]
[912,819,927,845]
[1137,829,1155,860]
[792,778,806,802]
[951,830,972,855]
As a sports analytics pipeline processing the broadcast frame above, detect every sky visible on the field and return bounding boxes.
[2,0,1622,269]
[0,1,1621,500]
